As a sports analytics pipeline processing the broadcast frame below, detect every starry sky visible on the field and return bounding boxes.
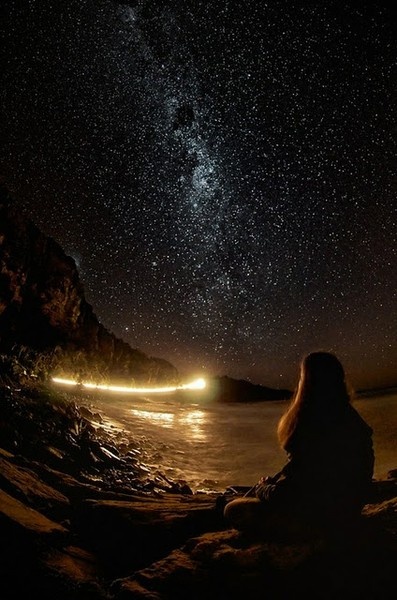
[1,1,397,390]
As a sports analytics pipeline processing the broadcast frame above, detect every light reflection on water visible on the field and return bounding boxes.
[178,409,207,441]
[131,409,175,427]
[130,407,207,441]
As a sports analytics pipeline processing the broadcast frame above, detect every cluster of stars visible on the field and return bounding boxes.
[1,1,396,389]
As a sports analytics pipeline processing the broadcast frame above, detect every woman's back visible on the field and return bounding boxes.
[284,402,374,522]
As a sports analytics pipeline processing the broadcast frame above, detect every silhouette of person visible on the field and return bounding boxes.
[223,351,375,540]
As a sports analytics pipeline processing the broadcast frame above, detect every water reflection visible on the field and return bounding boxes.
[131,409,174,427]
[179,409,207,441]
[130,407,207,440]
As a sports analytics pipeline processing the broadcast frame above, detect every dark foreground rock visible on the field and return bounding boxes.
[0,383,396,599]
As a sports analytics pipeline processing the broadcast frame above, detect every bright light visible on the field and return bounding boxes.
[51,376,207,394]
[183,377,206,390]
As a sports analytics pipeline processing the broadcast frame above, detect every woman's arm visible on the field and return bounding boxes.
[255,459,296,502]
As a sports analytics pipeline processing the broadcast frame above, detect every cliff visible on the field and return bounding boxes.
[0,186,178,384]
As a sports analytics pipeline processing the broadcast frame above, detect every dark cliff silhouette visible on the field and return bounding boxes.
[0,185,178,384]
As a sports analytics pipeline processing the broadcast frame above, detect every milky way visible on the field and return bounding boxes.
[2,1,397,389]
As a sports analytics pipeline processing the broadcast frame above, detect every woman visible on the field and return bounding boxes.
[223,351,374,540]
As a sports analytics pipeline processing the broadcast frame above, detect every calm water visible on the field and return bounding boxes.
[79,390,397,493]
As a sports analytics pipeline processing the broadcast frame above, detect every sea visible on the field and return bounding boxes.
[77,389,397,493]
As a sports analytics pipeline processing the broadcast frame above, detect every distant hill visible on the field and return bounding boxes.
[208,375,292,402]
[356,386,397,399]
[0,185,178,385]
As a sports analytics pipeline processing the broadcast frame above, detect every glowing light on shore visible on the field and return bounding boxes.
[51,376,206,394]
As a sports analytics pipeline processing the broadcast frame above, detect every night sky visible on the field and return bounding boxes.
[2,1,397,390]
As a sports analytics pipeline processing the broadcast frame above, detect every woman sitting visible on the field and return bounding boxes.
[224,351,375,540]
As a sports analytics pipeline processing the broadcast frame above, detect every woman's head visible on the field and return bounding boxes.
[277,351,351,449]
[297,351,347,399]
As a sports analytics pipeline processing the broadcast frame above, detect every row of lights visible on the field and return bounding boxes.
[51,376,206,394]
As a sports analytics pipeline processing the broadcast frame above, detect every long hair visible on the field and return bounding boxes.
[277,352,352,450]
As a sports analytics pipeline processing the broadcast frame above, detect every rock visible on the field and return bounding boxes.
[112,515,397,600]
[0,487,68,541]
[42,545,109,599]
[73,494,223,578]
[0,455,70,520]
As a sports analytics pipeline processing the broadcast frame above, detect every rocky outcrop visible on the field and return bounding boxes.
[206,375,292,402]
[0,185,178,384]
[0,382,396,599]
